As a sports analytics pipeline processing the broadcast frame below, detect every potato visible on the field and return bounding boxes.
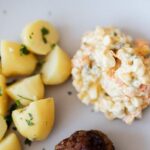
[12,98,55,141]
[0,63,2,74]
[22,20,59,55]
[0,75,9,116]
[7,74,44,106]
[1,41,37,77]
[41,45,71,85]
[0,115,7,141]
[0,133,21,150]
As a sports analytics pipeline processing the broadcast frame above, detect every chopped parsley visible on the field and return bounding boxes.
[51,43,56,49]
[17,95,34,101]
[41,27,49,35]
[41,27,49,43]
[26,119,34,126]
[28,113,33,120]
[5,103,17,127]
[26,113,34,126]
[0,87,3,96]
[15,100,21,107]
[24,138,32,146]
[29,32,34,39]
[29,35,32,39]
[20,45,30,56]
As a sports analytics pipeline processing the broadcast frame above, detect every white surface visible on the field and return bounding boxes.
[0,0,150,149]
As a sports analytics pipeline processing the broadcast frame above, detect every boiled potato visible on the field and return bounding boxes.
[0,63,2,74]
[0,133,21,150]
[7,74,44,106]
[22,20,59,55]
[1,41,37,77]
[12,98,55,141]
[0,75,9,116]
[41,45,71,85]
[0,115,7,141]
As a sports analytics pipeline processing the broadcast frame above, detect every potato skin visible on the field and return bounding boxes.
[0,75,9,116]
[12,98,55,141]
[22,20,59,55]
[41,45,72,85]
[7,74,45,106]
[1,41,37,77]
[0,133,21,150]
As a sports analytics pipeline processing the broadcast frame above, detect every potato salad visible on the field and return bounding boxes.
[72,27,150,124]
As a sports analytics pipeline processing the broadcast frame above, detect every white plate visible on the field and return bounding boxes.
[0,0,150,149]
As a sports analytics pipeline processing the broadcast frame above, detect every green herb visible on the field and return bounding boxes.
[41,27,49,43]
[26,119,34,126]
[5,104,17,127]
[26,113,34,126]
[17,95,34,101]
[41,27,49,35]
[51,43,56,49]
[29,32,34,39]
[24,138,32,146]
[28,113,33,120]
[15,100,21,107]
[29,35,32,39]
[20,45,30,55]
[0,87,3,96]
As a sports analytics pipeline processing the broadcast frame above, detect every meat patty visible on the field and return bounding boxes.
[55,130,115,150]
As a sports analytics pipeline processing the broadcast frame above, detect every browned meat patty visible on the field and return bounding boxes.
[55,130,115,150]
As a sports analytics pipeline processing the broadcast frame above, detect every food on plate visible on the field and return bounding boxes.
[0,75,9,116]
[41,45,72,85]
[22,20,59,55]
[55,130,115,150]
[72,27,150,124]
[0,115,7,141]
[7,74,45,106]
[12,98,55,141]
[1,41,37,77]
[0,133,21,150]
[0,19,71,147]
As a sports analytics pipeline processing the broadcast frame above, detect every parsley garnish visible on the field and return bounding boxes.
[15,100,21,107]
[41,27,49,43]
[29,32,34,39]
[5,104,17,127]
[51,43,56,49]
[17,95,34,101]
[26,119,34,126]
[20,45,30,56]
[26,113,34,126]
[0,87,3,96]
[24,138,32,146]
[29,35,32,39]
